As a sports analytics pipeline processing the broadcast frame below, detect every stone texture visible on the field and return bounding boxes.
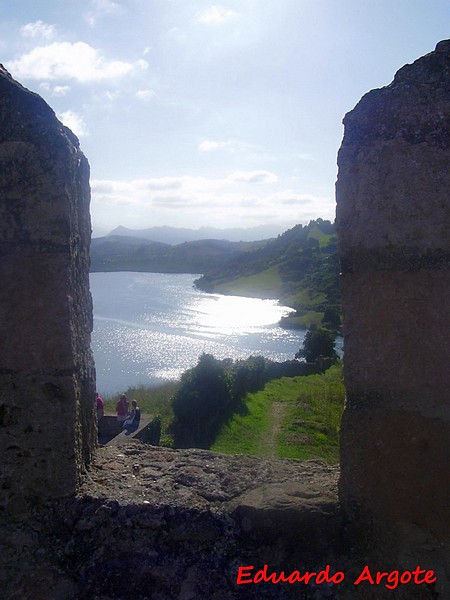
[1,443,440,599]
[336,38,450,576]
[1,443,343,599]
[0,66,96,517]
[4,441,445,599]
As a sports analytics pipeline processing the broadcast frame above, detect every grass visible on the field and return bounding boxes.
[275,366,345,462]
[210,364,345,463]
[215,266,283,299]
[211,391,272,456]
[307,224,336,248]
[101,364,345,461]
[286,287,327,308]
[280,311,324,328]
[281,288,329,328]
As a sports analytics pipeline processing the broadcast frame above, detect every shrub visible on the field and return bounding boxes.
[171,353,233,448]
[296,325,337,363]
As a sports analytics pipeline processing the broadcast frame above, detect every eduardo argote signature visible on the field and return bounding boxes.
[236,564,437,590]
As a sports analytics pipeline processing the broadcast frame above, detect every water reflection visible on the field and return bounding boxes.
[90,272,305,394]
[191,295,290,334]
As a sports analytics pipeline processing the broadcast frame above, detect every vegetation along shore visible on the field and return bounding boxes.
[102,334,344,463]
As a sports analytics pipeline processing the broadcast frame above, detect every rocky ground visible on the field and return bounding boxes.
[1,441,439,599]
[80,442,339,511]
[1,442,344,599]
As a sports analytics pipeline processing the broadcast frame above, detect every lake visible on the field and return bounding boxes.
[90,272,306,395]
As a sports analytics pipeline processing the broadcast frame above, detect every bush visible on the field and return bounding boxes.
[170,350,339,450]
[171,353,233,448]
[321,306,341,331]
[296,325,337,363]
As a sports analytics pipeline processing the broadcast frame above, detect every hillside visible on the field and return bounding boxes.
[195,219,341,328]
[90,235,264,273]
[211,365,345,463]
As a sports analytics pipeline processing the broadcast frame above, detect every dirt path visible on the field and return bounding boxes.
[264,401,285,458]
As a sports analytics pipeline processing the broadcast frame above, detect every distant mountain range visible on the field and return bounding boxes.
[102,224,288,245]
[90,235,267,274]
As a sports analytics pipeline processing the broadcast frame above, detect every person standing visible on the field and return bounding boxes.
[96,392,104,422]
[116,393,129,425]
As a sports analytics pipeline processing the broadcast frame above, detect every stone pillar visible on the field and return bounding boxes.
[0,67,96,518]
[336,41,450,550]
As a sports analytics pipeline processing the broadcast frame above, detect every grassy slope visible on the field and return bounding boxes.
[101,365,345,461]
[196,220,340,328]
[211,364,345,463]
[214,266,283,299]
[306,222,335,247]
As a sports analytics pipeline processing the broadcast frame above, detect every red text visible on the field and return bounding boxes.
[353,565,437,590]
[236,564,345,585]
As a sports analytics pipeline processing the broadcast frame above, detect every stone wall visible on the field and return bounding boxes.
[0,67,96,518]
[2,443,342,600]
[336,39,450,559]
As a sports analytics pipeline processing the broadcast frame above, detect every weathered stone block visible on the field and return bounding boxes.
[0,67,96,518]
[336,39,450,558]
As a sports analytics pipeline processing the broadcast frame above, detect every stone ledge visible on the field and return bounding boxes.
[1,443,343,599]
[80,442,339,511]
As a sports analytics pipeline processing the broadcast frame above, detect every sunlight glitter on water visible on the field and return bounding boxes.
[90,272,305,394]
[190,294,291,334]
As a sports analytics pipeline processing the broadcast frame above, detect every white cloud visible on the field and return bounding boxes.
[90,174,334,230]
[53,85,71,96]
[198,139,229,152]
[7,42,148,82]
[92,178,183,200]
[135,89,155,101]
[57,110,90,137]
[198,139,256,154]
[272,190,319,205]
[92,176,258,213]
[85,0,125,26]
[196,5,238,25]
[39,82,71,96]
[104,89,122,101]
[229,170,278,184]
[21,20,56,40]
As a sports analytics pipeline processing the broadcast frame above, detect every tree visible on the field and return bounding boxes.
[230,355,269,404]
[171,353,232,448]
[296,325,337,363]
[321,306,341,332]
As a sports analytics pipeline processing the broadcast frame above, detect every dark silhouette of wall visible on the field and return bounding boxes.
[336,40,450,566]
[0,66,96,519]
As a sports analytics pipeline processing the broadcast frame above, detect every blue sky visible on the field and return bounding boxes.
[2,1,448,236]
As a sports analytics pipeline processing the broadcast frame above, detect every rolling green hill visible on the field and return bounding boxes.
[195,219,341,328]
[90,235,263,273]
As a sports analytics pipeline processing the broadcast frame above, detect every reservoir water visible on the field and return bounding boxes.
[90,272,306,395]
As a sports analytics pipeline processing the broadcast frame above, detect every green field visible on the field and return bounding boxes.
[306,222,336,247]
[103,364,345,461]
[215,266,283,299]
[211,364,345,463]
